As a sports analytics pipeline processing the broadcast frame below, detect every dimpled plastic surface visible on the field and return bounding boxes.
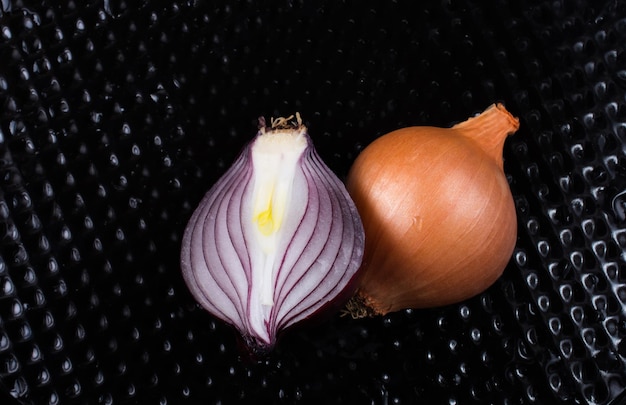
[1,0,626,404]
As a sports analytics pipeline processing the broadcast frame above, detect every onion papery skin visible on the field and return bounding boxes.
[346,104,519,315]
[180,117,365,352]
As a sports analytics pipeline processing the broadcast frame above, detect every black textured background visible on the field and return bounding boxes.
[1,0,626,404]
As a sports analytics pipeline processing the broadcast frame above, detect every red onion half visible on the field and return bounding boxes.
[180,114,364,352]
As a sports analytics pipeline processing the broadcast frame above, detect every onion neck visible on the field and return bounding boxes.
[451,103,519,169]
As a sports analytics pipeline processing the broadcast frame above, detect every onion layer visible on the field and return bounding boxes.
[180,114,364,352]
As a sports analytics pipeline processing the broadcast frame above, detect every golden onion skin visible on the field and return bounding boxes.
[346,104,519,314]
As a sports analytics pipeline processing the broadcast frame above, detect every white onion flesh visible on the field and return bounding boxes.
[180,116,364,352]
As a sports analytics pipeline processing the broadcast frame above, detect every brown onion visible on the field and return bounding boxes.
[345,104,519,316]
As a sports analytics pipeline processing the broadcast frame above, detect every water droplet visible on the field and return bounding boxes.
[57,48,73,64]
[570,251,584,270]
[559,228,572,246]
[537,240,550,257]
[58,99,70,114]
[548,317,561,335]
[458,305,470,320]
[121,123,132,136]
[103,0,127,18]
[570,144,584,160]
[470,328,481,343]
[128,197,141,209]
[53,27,64,41]
[516,340,532,360]
[17,322,31,342]
[8,120,25,137]
[89,238,102,254]
[109,153,119,167]
[115,228,125,241]
[526,272,539,289]
[581,219,595,236]
[1,26,11,40]
[448,339,458,353]
[30,344,41,361]
[582,328,596,347]
[558,175,571,192]
[60,226,72,241]
[570,197,586,216]
[33,289,45,306]
[526,218,540,234]
[114,175,128,190]
[582,273,598,291]
[425,349,435,364]
[0,0,12,12]
[53,280,68,297]
[12,245,28,265]
[537,295,550,312]
[515,250,527,267]
[0,333,8,350]
[37,368,50,385]
[571,306,584,324]
[91,111,102,123]
[559,284,572,302]
[1,278,14,295]
[612,190,626,221]
[38,235,50,252]
[61,357,72,373]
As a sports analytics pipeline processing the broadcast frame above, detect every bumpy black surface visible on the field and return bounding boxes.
[1,0,626,404]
